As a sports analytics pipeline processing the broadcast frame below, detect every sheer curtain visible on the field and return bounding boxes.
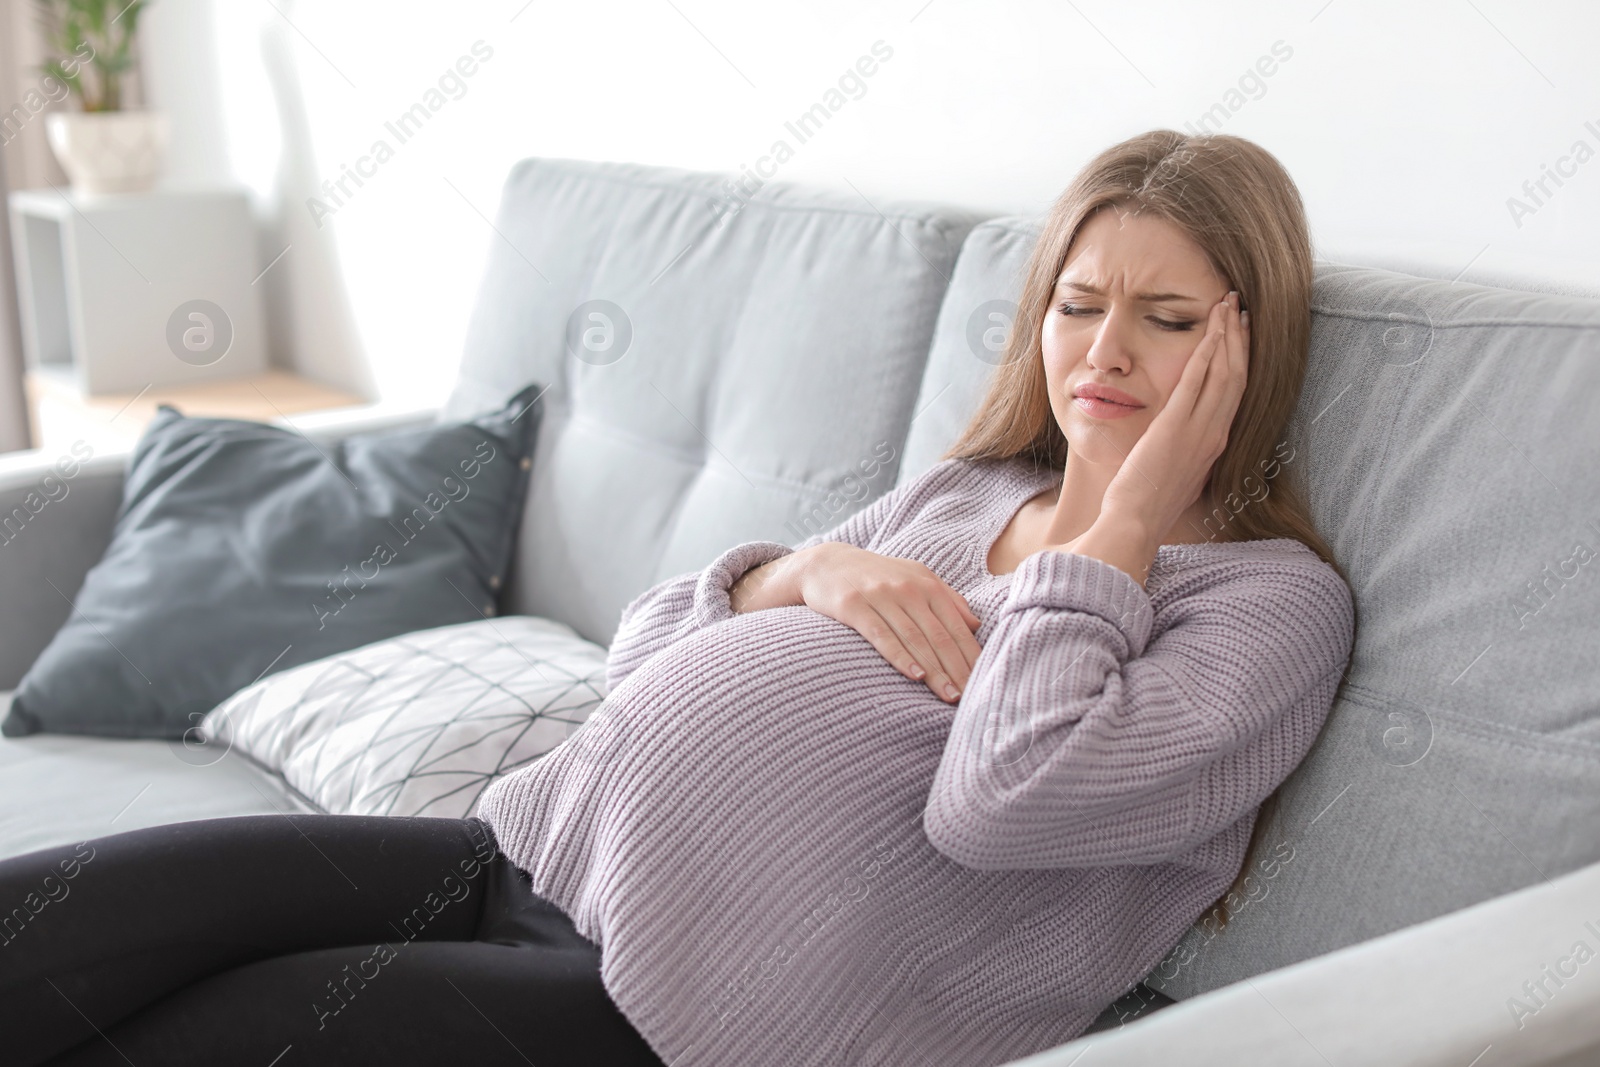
[0,1,46,453]
[0,2,146,454]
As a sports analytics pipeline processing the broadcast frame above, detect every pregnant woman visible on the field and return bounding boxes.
[2,129,1353,1067]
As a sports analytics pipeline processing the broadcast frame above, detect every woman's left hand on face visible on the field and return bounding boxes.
[1099,290,1250,544]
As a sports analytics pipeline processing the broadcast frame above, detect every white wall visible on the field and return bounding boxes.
[140,0,1599,407]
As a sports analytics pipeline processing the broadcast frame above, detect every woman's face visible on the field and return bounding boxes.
[1040,205,1232,468]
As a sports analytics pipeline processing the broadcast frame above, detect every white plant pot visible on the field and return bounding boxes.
[45,110,170,196]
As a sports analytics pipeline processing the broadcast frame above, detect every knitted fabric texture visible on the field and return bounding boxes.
[477,455,1356,1067]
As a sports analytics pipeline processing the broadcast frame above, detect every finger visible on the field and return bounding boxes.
[1225,293,1248,384]
[876,599,963,700]
[837,588,927,682]
[1226,300,1250,415]
[904,600,974,696]
[1233,303,1251,392]
[952,591,980,631]
[1195,293,1243,426]
[1220,293,1250,409]
[1168,300,1228,416]
[1199,294,1250,450]
[925,593,984,685]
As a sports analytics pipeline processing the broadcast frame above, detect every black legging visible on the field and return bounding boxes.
[0,814,666,1067]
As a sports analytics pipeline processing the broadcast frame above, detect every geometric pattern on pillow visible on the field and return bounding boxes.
[200,616,609,818]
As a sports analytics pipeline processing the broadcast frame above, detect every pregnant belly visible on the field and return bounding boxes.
[478,604,992,984]
[579,605,957,778]
[516,607,960,899]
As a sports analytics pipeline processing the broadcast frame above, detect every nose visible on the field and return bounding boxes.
[1083,304,1134,375]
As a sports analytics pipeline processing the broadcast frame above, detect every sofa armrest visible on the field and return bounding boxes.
[1001,858,1600,1067]
[0,446,127,690]
[0,403,440,690]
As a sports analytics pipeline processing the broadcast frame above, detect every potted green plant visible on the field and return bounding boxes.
[36,0,168,195]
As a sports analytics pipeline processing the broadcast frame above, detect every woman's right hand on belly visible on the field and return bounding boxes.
[736,543,982,704]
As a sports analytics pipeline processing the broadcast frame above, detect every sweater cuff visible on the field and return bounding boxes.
[1005,550,1155,656]
[691,540,797,628]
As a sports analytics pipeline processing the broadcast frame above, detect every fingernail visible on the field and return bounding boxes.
[944,683,960,700]
[910,664,925,679]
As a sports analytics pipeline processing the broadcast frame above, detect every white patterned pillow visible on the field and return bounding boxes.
[200,617,609,817]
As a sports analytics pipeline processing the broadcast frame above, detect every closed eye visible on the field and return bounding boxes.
[1056,301,1197,332]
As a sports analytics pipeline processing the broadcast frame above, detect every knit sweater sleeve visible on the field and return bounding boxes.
[602,474,921,693]
[922,548,1354,870]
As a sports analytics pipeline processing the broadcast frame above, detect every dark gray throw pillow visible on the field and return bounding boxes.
[3,384,544,739]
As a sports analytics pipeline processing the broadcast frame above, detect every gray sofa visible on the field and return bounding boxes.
[2,157,1598,1066]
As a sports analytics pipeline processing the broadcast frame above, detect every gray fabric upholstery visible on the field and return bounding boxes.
[902,216,1600,1000]
[0,408,438,693]
[898,217,1043,485]
[0,397,439,860]
[443,157,989,646]
[1005,856,1600,1067]
[5,390,541,739]
[0,693,314,860]
[4,159,1598,1058]
[1345,253,1600,302]
[0,453,123,691]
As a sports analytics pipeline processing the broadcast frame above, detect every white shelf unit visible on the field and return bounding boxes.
[8,188,269,396]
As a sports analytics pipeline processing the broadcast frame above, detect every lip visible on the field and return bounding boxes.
[1071,381,1145,419]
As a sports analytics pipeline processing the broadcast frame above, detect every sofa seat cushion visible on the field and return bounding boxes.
[0,693,311,862]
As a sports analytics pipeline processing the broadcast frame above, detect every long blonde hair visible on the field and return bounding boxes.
[944,129,1350,928]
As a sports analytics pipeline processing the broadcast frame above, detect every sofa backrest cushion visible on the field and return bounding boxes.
[898,217,1043,486]
[905,215,1600,998]
[444,158,989,645]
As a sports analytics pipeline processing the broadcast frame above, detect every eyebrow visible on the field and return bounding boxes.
[1057,279,1200,304]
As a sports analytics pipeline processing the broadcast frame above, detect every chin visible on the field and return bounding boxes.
[1064,432,1142,463]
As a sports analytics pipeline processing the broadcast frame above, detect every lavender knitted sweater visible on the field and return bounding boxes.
[477,455,1355,1067]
